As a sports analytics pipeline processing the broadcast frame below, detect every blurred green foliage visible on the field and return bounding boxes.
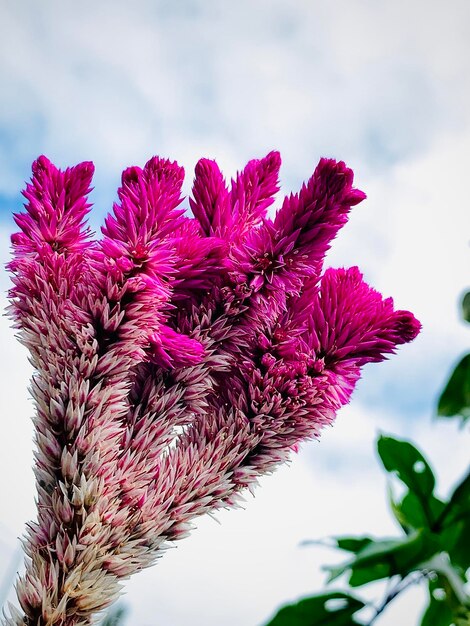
[264,435,470,626]
[437,291,470,424]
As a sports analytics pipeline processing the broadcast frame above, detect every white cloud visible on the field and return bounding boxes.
[1,0,469,193]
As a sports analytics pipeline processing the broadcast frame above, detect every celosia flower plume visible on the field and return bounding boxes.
[4,152,420,625]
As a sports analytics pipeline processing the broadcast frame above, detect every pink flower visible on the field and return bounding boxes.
[5,152,420,626]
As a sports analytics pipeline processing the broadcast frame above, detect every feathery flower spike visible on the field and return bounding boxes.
[5,152,420,626]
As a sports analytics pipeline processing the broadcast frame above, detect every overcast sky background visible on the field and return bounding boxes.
[0,1,469,625]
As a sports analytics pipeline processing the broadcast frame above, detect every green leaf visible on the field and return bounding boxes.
[439,521,466,559]
[316,538,375,583]
[447,518,470,571]
[448,467,470,513]
[325,531,440,588]
[454,607,470,626]
[420,597,453,626]
[437,354,470,423]
[388,486,411,533]
[351,537,413,565]
[421,584,454,626]
[422,576,470,626]
[422,553,469,606]
[378,436,437,525]
[349,530,440,586]
[323,563,352,584]
[335,537,374,553]
[462,291,470,323]
[397,492,432,530]
[349,562,390,587]
[263,591,365,626]
[439,468,470,527]
[394,491,447,531]
[432,469,470,571]
[351,531,439,584]
[321,540,374,584]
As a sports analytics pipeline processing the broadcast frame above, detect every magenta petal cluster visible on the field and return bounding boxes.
[5,152,420,626]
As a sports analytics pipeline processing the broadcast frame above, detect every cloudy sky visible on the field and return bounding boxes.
[0,1,469,624]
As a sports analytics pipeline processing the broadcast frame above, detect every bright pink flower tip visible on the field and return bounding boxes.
[121,165,142,185]
[264,149,282,170]
[393,310,422,343]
